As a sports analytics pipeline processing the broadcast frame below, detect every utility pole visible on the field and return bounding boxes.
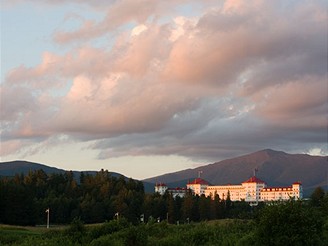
[45,208,50,229]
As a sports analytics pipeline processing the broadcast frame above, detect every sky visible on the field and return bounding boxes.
[1,0,327,180]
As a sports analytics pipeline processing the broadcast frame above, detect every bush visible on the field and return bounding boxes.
[88,218,130,240]
[90,225,147,246]
[64,217,86,244]
[254,200,324,246]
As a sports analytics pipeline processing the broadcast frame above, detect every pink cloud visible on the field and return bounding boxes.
[252,78,327,129]
[0,140,26,157]
[53,0,186,44]
[2,0,327,159]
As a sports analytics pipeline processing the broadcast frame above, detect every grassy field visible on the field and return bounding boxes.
[0,219,254,246]
[0,225,42,245]
[0,224,71,245]
[0,215,327,246]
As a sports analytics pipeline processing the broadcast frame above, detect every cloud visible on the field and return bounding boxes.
[253,78,327,129]
[1,0,327,161]
[3,0,115,8]
[53,0,190,44]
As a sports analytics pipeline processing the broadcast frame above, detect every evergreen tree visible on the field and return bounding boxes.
[182,191,193,222]
[167,194,176,223]
[310,187,325,207]
[199,194,210,221]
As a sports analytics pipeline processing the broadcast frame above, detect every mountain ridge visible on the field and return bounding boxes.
[0,160,155,193]
[143,149,328,195]
[1,149,327,196]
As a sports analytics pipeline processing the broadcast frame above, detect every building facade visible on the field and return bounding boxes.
[156,177,303,205]
[260,182,302,202]
[203,176,302,205]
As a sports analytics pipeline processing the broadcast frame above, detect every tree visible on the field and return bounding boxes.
[310,187,325,207]
[199,195,210,221]
[182,191,193,222]
[254,200,324,246]
[166,194,175,223]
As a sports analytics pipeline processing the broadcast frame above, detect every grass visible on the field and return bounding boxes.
[0,224,71,245]
[0,225,41,245]
[0,220,253,245]
[0,217,326,246]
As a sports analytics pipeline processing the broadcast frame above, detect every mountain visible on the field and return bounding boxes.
[0,160,155,193]
[2,149,327,196]
[0,160,123,181]
[143,149,328,196]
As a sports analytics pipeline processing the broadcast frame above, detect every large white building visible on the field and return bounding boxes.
[200,176,302,205]
[156,177,303,205]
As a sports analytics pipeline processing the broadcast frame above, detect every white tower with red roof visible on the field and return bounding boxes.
[187,178,210,196]
[155,183,168,195]
[241,176,267,205]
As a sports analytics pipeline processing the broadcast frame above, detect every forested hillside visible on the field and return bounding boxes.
[1,169,259,226]
[0,170,144,225]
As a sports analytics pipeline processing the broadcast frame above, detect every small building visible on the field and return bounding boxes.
[155,183,168,195]
[167,187,188,198]
[155,183,187,198]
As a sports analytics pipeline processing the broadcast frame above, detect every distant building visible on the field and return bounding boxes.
[155,176,303,205]
[155,183,188,198]
[155,183,168,195]
[204,176,302,206]
[260,182,302,202]
[167,187,188,198]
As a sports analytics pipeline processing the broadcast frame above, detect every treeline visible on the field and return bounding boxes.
[0,169,144,225]
[0,169,327,229]
[1,169,255,226]
[143,191,256,224]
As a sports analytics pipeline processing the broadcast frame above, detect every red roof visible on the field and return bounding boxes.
[188,178,210,185]
[168,187,188,191]
[242,176,266,184]
[155,182,167,187]
[292,181,302,185]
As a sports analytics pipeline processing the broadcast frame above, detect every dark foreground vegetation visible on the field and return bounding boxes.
[0,170,327,245]
[1,207,327,246]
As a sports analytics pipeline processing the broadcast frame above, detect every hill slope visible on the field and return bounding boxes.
[0,160,155,192]
[144,149,328,195]
[0,160,127,181]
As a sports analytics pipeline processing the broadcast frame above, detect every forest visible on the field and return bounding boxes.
[0,169,258,225]
[0,169,327,245]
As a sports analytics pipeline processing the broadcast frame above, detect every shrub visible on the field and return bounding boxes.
[254,200,324,246]
[64,217,86,244]
[88,218,130,240]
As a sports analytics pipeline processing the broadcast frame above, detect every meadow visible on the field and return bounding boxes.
[0,219,258,246]
[1,209,327,246]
